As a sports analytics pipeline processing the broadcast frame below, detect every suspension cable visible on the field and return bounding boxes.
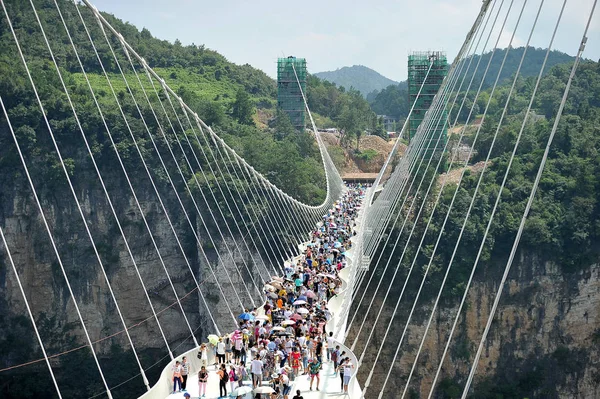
[461,2,593,396]
[53,0,222,343]
[0,224,62,397]
[0,3,113,395]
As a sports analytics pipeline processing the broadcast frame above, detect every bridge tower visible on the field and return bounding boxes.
[277,56,307,130]
[407,51,448,159]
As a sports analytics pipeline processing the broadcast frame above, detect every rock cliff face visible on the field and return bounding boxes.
[352,253,600,398]
[0,174,267,395]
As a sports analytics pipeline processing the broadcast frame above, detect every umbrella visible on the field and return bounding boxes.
[207,334,219,345]
[297,295,308,301]
[281,320,296,326]
[255,315,269,320]
[293,300,307,306]
[297,308,309,314]
[274,331,292,337]
[268,292,278,299]
[269,281,283,289]
[271,326,285,331]
[290,314,302,321]
[306,291,317,299]
[239,312,252,321]
[254,386,275,394]
[264,284,276,292]
[231,386,253,396]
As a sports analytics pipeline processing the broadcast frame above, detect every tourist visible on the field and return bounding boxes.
[308,357,321,391]
[332,345,340,372]
[251,355,263,388]
[280,370,291,399]
[217,337,226,364]
[171,360,183,393]
[229,364,238,393]
[343,358,354,393]
[197,366,208,397]
[315,336,323,363]
[181,356,189,391]
[326,331,335,362]
[292,389,303,399]
[198,343,208,368]
[217,363,228,398]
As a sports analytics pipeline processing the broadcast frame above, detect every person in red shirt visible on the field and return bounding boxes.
[290,346,301,381]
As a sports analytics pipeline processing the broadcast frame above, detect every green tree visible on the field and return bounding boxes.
[232,87,255,125]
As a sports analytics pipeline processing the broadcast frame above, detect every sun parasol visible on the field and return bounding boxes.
[254,386,275,394]
[207,334,219,345]
[231,386,253,396]
[293,300,307,306]
[297,308,309,314]
[238,312,252,321]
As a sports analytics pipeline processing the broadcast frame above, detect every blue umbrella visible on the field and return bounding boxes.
[298,295,307,301]
[239,312,252,321]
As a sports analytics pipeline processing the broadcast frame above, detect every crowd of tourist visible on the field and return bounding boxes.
[170,184,368,398]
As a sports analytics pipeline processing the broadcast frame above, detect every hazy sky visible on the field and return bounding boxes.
[92,0,599,82]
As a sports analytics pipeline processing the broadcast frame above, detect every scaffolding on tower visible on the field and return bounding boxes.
[408,51,448,160]
[277,56,307,130]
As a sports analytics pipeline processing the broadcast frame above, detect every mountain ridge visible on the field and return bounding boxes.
[314,65,398,97]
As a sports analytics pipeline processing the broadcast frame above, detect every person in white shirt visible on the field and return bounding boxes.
[326,332,335,362]
[280,372,291,399]
[216,338,226,365]
[343,360,354,393]
[251,356,263,388]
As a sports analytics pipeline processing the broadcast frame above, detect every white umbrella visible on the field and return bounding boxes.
[281,320,296,326]
[264,284,276,292]
[271,326,285,331]
[297,308,309,314]
[255,315,269,320]
[293,300,307,305]
[254,386,275,394]
[231,385,253,396]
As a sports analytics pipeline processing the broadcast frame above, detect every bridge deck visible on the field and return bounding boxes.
[165,359,346,398]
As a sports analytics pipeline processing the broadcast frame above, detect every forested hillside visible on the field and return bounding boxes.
[0,1,379,206]
[367,47,578,126]
[353,60,600,398]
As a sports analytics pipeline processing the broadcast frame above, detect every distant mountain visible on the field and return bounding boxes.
[314,65,398,97]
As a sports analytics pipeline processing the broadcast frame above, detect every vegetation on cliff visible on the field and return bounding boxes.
[364,60,600,397]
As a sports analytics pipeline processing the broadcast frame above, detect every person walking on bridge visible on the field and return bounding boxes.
[198,366,208,397]
[217,363,228,398]
[308,357,321,391]
[181,356,189,391]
